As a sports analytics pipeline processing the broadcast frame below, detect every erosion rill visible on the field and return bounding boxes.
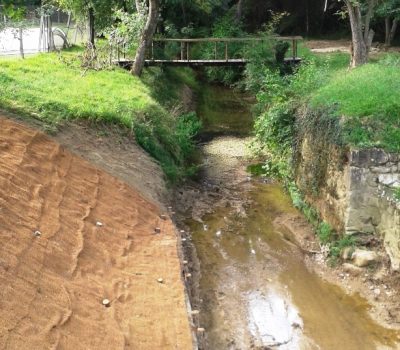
[175,83,400,349]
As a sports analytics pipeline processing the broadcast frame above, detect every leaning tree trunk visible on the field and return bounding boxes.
[132,0,159,76]
[346,1,368,67]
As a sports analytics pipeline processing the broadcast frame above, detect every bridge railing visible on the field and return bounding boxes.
[147,36,303,63]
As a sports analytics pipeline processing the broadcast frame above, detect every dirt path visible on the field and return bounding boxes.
[0,116,193,350]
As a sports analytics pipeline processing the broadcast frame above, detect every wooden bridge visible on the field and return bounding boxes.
[115,36,303,68]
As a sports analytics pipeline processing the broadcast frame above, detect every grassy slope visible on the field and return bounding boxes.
[308,52,400,151]
[0,51,159,125]
[0,50,199,180]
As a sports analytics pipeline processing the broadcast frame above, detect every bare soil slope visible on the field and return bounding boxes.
[0,116,193,350]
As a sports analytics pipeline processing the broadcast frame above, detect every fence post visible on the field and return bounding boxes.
[214,42,217,59]
[181,41,184,60]
[186,42,190,61]
[292,38,295,60]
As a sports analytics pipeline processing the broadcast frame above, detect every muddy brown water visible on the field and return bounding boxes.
[186,83,400,349]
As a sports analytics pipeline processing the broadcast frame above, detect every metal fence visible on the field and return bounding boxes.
[0,5,87,57]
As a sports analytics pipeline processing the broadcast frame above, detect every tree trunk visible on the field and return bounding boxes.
[363,0,375,53]
[132,0,159,76]
[385,17,391,47]
[18,27,24,59]
[235,0,244,22]
[181,1,187,25]
[88,6,95,48]
[385,18,399,47]
[346,1,368,67]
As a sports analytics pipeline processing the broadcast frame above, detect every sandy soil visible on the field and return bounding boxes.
[0,116,194,350]
[305,39,352,53]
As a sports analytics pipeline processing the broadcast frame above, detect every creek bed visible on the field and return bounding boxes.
[178,83,400,349]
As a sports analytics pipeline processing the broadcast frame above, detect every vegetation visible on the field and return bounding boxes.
[0,49,200,181]
[394,188,400,201]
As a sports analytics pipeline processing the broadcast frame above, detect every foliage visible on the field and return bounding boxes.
[317,221,334,244]
[394,188,400,201]
[203,12,246,84]
[104,7,147,52]
[0,50,199,181]
[51,0,132,32]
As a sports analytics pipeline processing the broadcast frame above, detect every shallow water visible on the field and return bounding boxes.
[188,83,400,349]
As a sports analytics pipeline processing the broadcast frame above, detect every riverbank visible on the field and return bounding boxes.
[0,114,194,349]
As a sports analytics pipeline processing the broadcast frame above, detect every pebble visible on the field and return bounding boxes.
[373,288,381,296]
[216,230,222,237]
[157,278,164,283]
[33,230,41,237]
[154,227,161,234]
[102,299,111,307]
[96,221,103,227]
[160,214,167,220]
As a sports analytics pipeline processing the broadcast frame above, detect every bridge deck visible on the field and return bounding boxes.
[115,57,301,68]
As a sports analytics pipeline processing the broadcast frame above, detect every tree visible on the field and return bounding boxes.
[332,0,377,67]
[54,0,130,46]
[132,0,160,76]
[376,0,400,47]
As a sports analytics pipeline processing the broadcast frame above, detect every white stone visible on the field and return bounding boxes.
[373,288,381,296]
[351,249,379,267]
[378,174,400,186]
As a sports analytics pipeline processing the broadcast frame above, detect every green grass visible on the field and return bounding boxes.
[310,57,400,151]
[0,49,200,181]
[0,50,155,124]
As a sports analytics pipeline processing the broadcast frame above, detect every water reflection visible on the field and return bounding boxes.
[247,290,303,349]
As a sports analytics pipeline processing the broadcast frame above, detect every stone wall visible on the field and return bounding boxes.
[296,144,400,270]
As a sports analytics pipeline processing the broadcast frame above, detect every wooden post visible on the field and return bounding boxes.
[214,42,217,59]
[186,42,190,61]
[151,40,154,60]
[225,41,228,61]
[181,41,184,60]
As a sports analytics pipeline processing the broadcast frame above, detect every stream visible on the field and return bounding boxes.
[176,83,400,350]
